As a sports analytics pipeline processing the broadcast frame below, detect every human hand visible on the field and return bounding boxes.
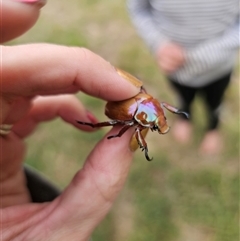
[1,1,142,241]
[156,42,185,74]
[1,47,141,241]
[1,0,46,43]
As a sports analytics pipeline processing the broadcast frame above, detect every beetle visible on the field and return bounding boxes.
[77,69,189,161]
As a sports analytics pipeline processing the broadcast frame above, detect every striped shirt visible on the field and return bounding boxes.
[127,0,239,87]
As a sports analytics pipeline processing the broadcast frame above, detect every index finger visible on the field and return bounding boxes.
[2,44,142,101]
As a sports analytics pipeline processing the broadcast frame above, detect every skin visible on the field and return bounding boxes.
[0,0,43,42]
[0,1,142,240]
[156,41,185,74]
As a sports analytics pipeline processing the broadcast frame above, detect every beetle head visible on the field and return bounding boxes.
[154,116,170,134]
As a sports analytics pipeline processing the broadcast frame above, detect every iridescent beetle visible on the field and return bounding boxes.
[77,69,189,161]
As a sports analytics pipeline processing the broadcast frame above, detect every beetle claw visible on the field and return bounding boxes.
[76,121,95,128]
[140,86,147,94]
[144,148,153,161]
[176,110,190,119]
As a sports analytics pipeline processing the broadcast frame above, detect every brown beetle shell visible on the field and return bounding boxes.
[105,93,154,121]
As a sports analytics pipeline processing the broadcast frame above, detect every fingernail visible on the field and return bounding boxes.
[86,111,98,124]
[115,68,143,88]
[13,0,46,7]
[129,128,149,152]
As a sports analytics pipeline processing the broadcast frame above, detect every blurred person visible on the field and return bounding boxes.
[127,0,239,154]
[1,0,142,240]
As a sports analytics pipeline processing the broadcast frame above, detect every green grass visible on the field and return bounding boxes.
[10,1,239,240]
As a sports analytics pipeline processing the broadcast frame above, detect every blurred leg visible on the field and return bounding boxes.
[202,72,232,130]
[168,79,197,143]
[169,80,197,119]
[199,72,232,154]
[24,165,61,203]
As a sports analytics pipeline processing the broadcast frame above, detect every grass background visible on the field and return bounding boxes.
[10,1,239,241]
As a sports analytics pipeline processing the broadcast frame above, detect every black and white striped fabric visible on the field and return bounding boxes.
[127,0,239,87]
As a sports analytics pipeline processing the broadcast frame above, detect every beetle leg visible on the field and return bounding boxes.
[135,128,153,161]
[140,86,147,94]
[107,124,134,139]
[77,120,131,128]
[161,102,189,119]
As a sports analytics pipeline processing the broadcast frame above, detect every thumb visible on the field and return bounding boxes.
[45,126,135,239]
